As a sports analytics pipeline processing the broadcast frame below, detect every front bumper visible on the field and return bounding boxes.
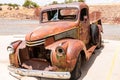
[8,66,71,79]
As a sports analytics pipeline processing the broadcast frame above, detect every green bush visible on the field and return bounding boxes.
[65,0,85,3]
[8,3,19,9]
[52,1,58,4]
[8,3,13,6]
[0,3,3,6]
[23,0,31,7]
[23,0,39,8]
[32,2,39,7]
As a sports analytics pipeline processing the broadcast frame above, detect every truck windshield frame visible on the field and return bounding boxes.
[41,7,79,23]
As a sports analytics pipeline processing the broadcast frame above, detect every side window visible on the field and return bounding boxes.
[42,12,48,22]
[42,10,57,22]
[80,8,88,21]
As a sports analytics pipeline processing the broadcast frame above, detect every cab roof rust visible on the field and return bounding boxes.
[41,2,88,11]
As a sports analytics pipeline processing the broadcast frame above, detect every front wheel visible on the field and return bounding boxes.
[70,54,81,80]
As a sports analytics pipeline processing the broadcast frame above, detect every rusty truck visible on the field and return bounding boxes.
[7,2,103,80]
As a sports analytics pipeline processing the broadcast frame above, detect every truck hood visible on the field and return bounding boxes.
[25,21,78,41]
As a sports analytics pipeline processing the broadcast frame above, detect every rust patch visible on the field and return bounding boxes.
[22,59,50,70]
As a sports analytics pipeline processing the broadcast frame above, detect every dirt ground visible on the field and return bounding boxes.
[89,4,120,24]
[0,6,37,20]
[0,4,120,24]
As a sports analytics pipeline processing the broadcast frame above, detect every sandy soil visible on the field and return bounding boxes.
[0,4,120,24]
[0,6,37,20]
[89,4,120,24]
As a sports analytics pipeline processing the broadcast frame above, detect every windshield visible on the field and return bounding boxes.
[41,8,78,22]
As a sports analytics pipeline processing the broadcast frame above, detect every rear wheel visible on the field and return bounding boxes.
[90,24,99,45]
[70,54,81,80]
[96,34,102,49]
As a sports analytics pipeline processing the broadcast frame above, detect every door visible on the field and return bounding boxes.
[79,8,90,44]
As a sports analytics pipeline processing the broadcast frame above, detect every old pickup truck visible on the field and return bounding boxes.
[7,2,103,80]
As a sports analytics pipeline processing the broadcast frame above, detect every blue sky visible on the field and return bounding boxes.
[0,0,120,6]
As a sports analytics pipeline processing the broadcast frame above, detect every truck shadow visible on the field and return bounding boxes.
[79,43,104,80]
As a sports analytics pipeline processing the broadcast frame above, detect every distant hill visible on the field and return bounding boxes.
[89,4,120,24]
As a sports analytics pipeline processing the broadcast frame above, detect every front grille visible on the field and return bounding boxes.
[26,39,45,46]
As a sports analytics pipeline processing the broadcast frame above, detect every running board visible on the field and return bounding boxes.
[86,45,97,60]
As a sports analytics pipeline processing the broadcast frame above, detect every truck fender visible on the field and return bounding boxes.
[97,19,103,33]
[46,39,87,71]
[7,40,22,52]
[8,40,26,67]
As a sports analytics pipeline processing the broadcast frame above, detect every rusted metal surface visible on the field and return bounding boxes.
[14,41,26,67]
[86,45,97,60]
[22,59,50,70]
[46,39,86,71]
[11,40,22,52]
[7,2,103,79]
[25,21,78,41]
[97,19,103,33]
[40,2,88,12]
[26,2,89,42]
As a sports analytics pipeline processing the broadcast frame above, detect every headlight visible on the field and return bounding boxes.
[55,46,65,56]
[7,45,14,54]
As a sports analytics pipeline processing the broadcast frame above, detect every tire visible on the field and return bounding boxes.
[90,24,99,45]
[70,54,81,80]
[96,34,102,49]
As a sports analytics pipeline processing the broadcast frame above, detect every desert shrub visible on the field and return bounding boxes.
[0,3,3,6]
[6,3,19,10]
[65,0,85,3]
[32,2,39,7]
[52,1,58,4]
[23,0,39,8]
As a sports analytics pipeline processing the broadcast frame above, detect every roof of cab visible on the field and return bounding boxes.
[41,2,88,11]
